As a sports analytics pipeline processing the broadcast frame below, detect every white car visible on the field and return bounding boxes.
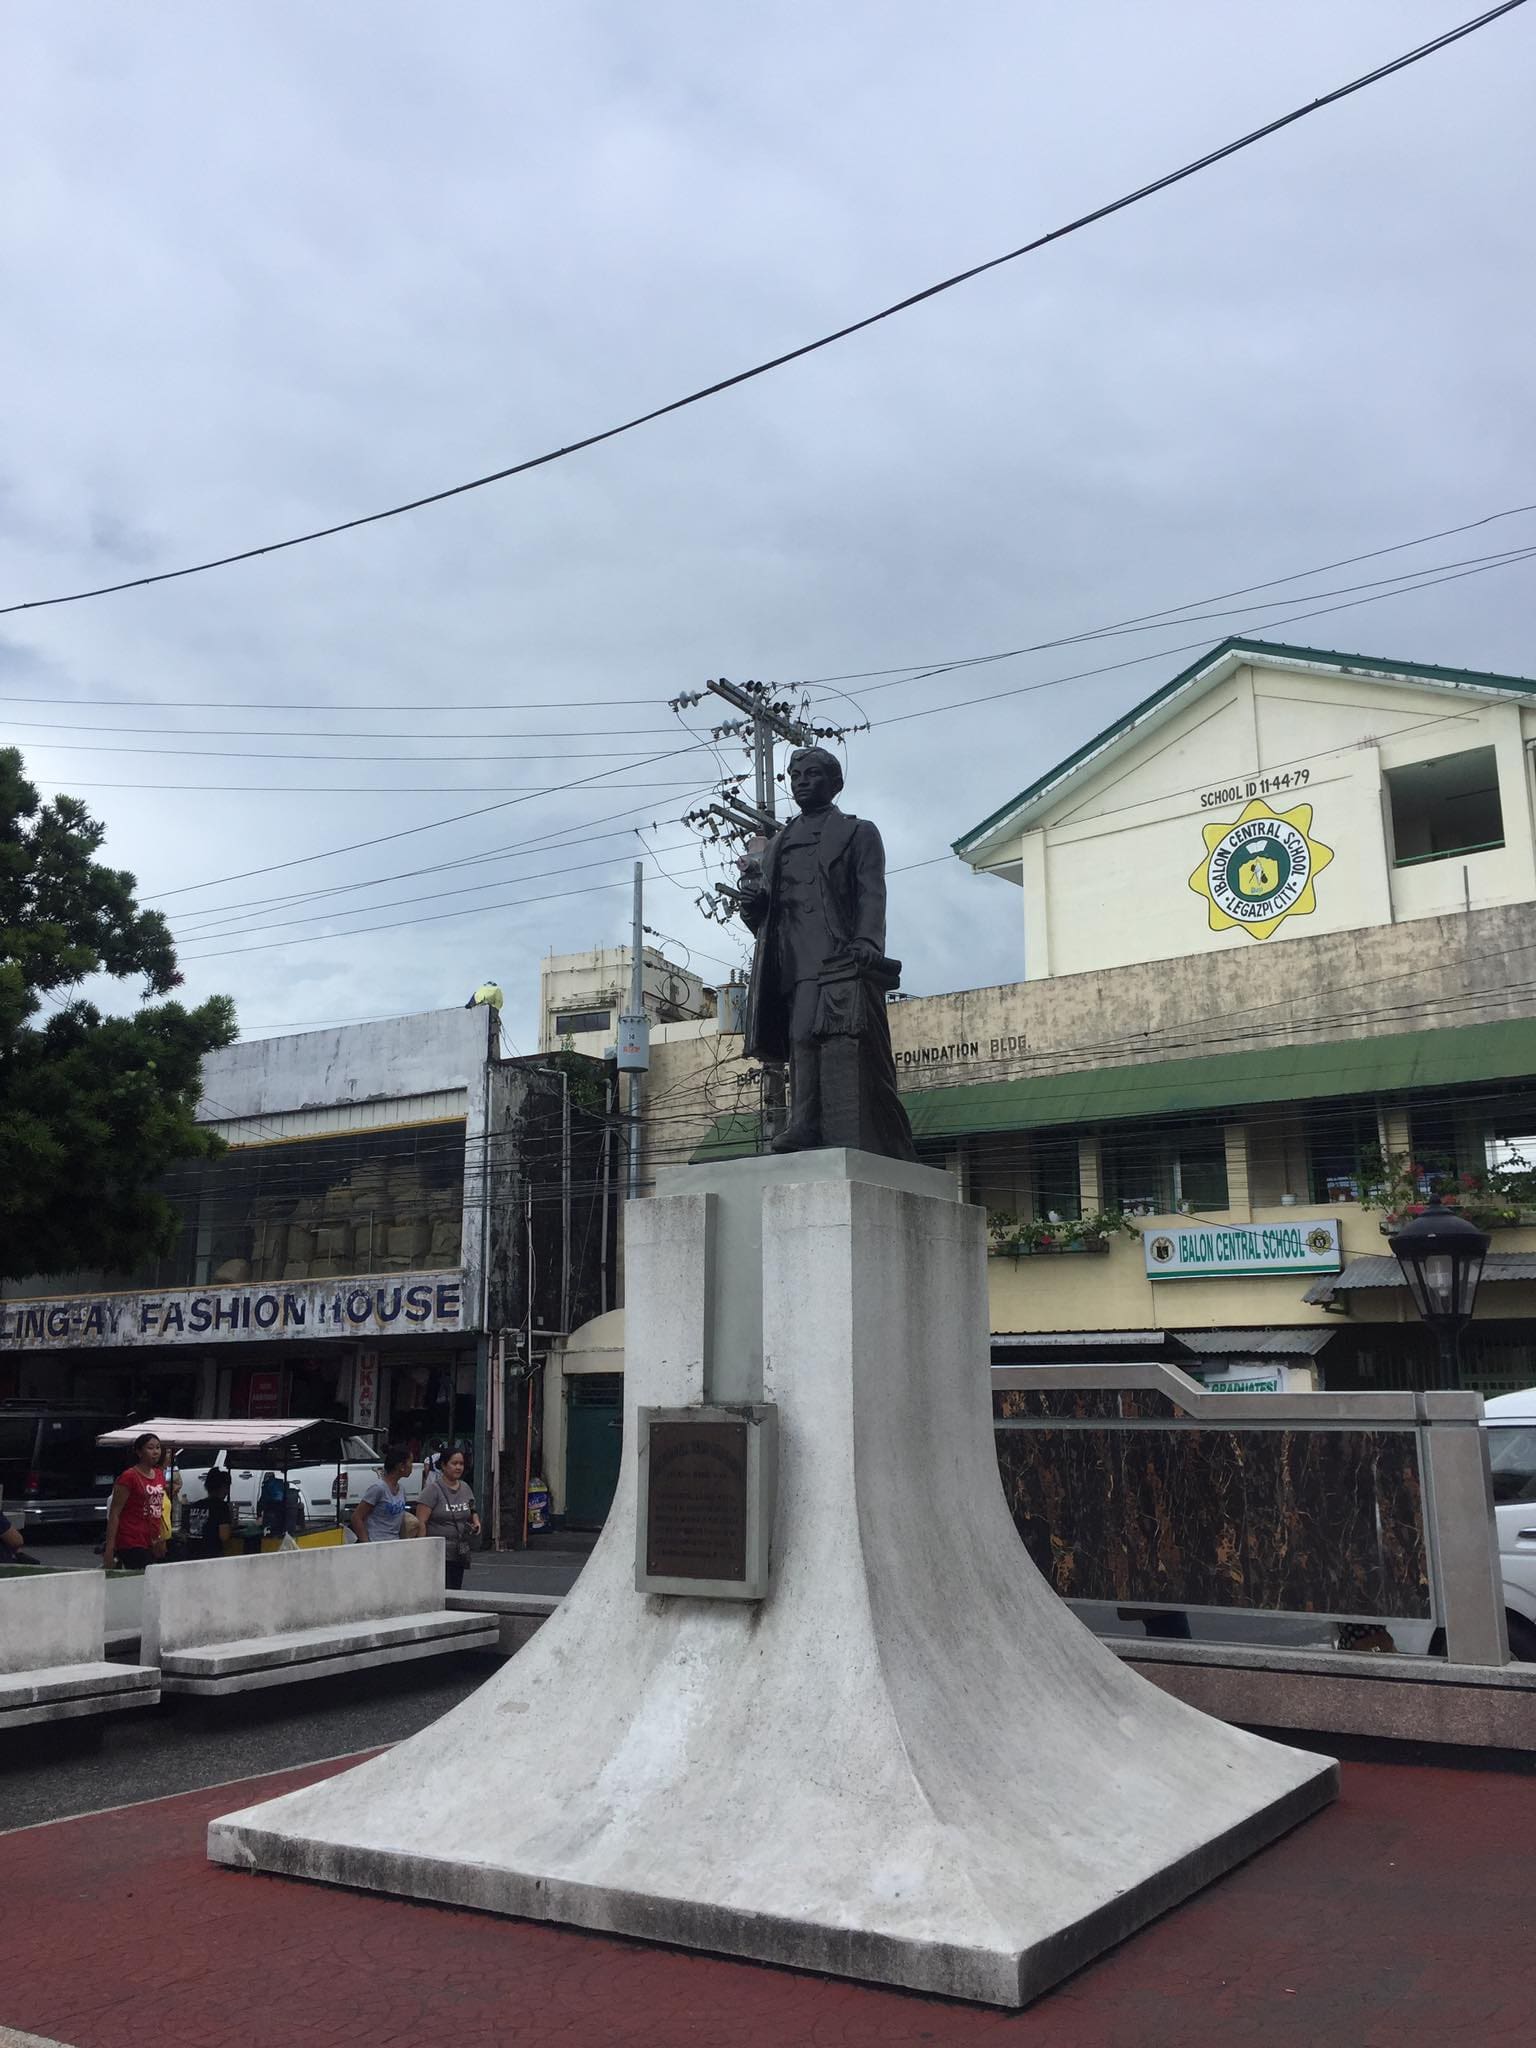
[1483,1388,1536,1663]
[99,1416,386,1538]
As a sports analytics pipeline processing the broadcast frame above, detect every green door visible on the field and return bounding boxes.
[565,1373,624,1527]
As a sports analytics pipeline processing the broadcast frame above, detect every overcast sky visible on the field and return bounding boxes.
[4,1,1533,1052]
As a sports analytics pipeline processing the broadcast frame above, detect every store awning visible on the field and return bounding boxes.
[96,1416,326,1448]
[691,1016,1536,1156]
[1172,1328,1334,1356]
[1304,1253,1536,1305]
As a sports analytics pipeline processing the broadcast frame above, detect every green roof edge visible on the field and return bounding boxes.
[689,1014,1536,1159]
[951,635,1536,859]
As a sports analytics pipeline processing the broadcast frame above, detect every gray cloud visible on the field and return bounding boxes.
[3,0,1533,1051]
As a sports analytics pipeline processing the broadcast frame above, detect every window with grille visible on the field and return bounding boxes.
[554,1008,611,1037]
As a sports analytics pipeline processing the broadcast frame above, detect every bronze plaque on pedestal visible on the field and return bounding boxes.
[644,1418,749,1582]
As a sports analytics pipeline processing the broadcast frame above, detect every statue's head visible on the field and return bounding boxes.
[787,747,844,811]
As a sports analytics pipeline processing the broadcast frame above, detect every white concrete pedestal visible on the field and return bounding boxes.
[209,1153,1335,2007]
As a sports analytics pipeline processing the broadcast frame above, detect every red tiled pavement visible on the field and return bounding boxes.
[2,1755,1534,2047]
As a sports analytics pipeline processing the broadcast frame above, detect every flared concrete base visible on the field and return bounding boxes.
[210,1154,1336,2008]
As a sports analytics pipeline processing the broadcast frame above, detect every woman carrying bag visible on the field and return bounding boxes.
[414,1446,480,1589]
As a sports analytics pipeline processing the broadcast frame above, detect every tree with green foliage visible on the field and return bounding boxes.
[0,748,237,1281]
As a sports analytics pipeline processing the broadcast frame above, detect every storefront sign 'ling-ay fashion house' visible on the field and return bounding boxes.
[0,1272,464,1349]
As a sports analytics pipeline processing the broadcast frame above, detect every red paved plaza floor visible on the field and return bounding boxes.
[2,1753,1533,2046]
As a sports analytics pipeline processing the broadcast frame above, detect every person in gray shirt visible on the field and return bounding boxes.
[415,1445,480,1588]
[351,1444,415,1543]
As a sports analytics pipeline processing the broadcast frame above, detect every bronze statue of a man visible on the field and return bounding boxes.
[738,748,917,1161]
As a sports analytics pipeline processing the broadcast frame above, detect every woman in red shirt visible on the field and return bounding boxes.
[103,1432,169,1571]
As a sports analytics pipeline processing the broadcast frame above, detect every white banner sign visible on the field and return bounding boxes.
[1187,1363,1290,1394]
[353,1349,381,1429]
[1143,1219,1342,1281]
[0,1271,466,1349]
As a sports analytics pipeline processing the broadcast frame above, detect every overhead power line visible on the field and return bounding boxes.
[1,1,1523,620]
[810,538,1536,703]
[797,499,1536,691]
[34,778,708,796]
[18,741,675,762]
[4,497,1532,729]
[31,536,1536,806]
[5,498,1531,727]
[109,535,1532,937]
[70,498,1529,916]
[874,545,1536,728]
[171,839,698,945]
[0,692,687,712]
[143,742,713,899]
[175,863,699,963]
[95,529,1532,956]
[166,804,710,926]
[2,717,679,739]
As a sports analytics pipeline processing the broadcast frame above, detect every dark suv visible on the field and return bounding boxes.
[0,1405,124,1530]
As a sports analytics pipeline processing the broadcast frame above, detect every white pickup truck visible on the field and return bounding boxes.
[98,1415,409,1538]
[1484,1388,1536,1662]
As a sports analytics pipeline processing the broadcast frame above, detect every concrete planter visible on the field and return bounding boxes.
[103,1568,147,1637]
[0,1565,145,1635]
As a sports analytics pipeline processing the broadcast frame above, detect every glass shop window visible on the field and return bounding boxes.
[1173,1132,1228,1211]
[1386,746,1503,867]
[1030,1138,1081,1222]
[119,1121,469,1293]
[1308,1108,1375,1204]
[1100,1129,1228,1215]
[1408,1106,1462,1191]
[1100,1132,1167,1215]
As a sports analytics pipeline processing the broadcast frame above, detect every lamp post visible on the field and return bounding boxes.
[1387,1194,1491,1390]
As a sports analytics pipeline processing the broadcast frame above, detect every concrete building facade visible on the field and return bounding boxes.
[655,640,1536,1401]
[538,945,711,1052]
[507,640,1536,1522]
[1,1007,616,1540]
[953,637,1536,980]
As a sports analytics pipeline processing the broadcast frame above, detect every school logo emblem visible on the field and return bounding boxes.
[1148,1235,1176,1265]
[1189,800,1333,941]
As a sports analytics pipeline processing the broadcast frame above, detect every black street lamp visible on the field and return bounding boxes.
[1387,1194,1491,1390]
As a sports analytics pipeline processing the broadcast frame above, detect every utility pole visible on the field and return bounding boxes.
[616,860,650,1199]
[710,681,814,1146]
[671,677,865,1149]
[696,675,816,836]
[683,680,821,1145]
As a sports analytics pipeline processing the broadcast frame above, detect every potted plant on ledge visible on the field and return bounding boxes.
[987,1210,1136,1257]
[1359,1147,1530,1235]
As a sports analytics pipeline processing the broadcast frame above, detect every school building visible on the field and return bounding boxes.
[542,637,1536,1525]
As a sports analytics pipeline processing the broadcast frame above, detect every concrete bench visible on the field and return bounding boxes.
[445,1589,560,1655]
[0,1572,160,1731]
[141,1538,499,1696]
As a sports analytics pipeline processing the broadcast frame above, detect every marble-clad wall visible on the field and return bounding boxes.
[993,1389,1430,1620]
